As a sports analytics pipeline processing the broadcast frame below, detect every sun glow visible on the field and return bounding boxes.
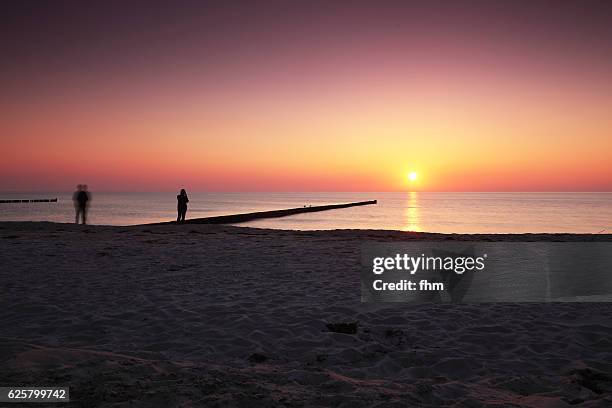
[408,172,418,182]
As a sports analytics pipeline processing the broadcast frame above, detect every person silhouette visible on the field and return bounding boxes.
[177,189,189,223]
[73,184,91,224]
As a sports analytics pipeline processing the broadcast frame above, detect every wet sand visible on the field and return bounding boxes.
[1,221,611,407]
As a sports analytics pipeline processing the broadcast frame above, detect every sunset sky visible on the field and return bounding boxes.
[1,0,611,192]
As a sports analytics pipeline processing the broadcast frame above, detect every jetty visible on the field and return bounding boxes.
[150,200,377,225]
[0,198,58,203]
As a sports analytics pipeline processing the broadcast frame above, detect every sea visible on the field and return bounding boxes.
[0,192,610,234]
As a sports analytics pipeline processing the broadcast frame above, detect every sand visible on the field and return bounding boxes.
[1,221,612,407]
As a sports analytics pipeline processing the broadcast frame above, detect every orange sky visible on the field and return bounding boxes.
[1,1,611,192]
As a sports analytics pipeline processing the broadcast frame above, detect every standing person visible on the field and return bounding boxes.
[177,189,189,223]
[72,185,82,224]
[73,184,91,224]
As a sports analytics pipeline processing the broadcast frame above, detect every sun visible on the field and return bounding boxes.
[408,171,418,182]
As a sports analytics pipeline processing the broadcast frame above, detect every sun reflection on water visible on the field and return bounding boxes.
[402,191,421,232]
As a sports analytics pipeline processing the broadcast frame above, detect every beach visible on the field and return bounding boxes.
[1,221,612,407]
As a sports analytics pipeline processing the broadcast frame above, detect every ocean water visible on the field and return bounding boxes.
[0,192,610,233]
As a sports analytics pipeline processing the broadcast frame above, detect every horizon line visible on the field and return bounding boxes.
[1,190,611,194]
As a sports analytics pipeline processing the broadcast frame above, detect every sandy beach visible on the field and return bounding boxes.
[1,221,612,407]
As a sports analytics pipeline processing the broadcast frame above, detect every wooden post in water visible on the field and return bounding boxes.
[148,200,377,225]
[0,198,58,203]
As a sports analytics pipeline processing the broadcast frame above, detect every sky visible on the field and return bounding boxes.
[1,0,611,192]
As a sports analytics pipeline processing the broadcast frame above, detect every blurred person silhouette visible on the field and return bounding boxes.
[177,188,189,223]
[73,184,91,224]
